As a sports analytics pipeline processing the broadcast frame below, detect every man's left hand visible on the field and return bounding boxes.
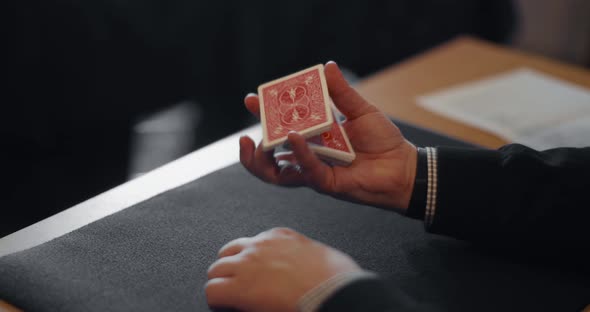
[205,227,362,312]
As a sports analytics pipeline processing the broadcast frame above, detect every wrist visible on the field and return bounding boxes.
[397,142,418,211]
[406,147,428,219]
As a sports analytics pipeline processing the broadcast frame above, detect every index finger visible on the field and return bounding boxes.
[218,237,251,258]
[205,277,240,309]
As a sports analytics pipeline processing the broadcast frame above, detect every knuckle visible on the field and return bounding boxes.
[206,263,217,276]
[204,281,218,302]
[218,238,247,257]
[252,237,273,249]
[217,244,231,256]
[270,227,295,235]
[206,260,225,279]
[240,248,260,263]
[205,283,229,308]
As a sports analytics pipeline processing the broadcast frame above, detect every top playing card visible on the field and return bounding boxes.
[258,64,333,151]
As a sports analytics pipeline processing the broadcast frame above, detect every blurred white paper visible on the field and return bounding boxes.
[417,68,590,150]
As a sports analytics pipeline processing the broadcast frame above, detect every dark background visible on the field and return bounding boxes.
[3,0,516,236]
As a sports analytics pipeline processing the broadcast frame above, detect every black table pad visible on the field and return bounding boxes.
[1,122,588,311]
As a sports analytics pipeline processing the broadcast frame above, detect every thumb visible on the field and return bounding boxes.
[324,61,378,120]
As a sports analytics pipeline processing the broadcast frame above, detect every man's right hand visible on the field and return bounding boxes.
[239,61,417,212]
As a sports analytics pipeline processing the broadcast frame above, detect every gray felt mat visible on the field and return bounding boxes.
[0,122,588,311]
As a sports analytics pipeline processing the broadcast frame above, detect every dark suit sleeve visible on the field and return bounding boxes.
[428,144,590,254]
[317,277,439,312]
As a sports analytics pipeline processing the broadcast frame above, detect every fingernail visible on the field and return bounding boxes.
[287,131,300,140]
[244,93,257,100]
[326,61,340,71]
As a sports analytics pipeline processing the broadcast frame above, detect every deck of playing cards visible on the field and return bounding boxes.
[259,64,334,151]
[258,64,356,166]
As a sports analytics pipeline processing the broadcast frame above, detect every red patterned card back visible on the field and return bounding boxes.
[258,65,332,150]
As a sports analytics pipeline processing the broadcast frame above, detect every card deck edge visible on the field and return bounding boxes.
[311,147,356,163]
[308,142,356,163]
[315,152,354,166]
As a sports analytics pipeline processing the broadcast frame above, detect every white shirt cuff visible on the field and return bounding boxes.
[297,271,377,312]
[425,147,438,228]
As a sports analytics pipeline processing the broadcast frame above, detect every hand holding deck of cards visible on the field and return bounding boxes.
[240,61,419,210]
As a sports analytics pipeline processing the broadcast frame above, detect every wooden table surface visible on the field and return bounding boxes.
[2,36,590,312]
[356,36,590,149]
